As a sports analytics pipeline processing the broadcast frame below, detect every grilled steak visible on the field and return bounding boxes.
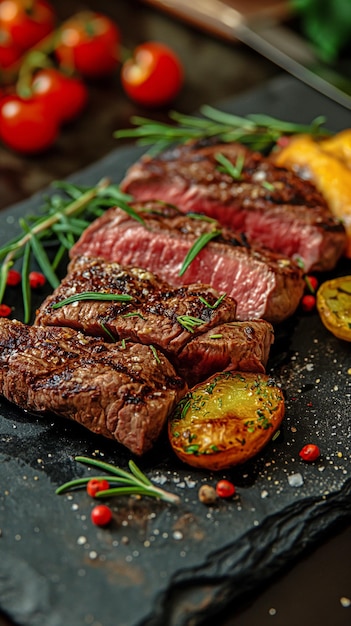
[120,140,347,272]
[70,202,305,323]
[175,320,274,387]
[35,255,237,356]
[0,318,186,455]
[36,256,273,385]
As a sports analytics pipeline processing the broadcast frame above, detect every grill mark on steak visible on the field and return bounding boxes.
[119,141,347,272]
[35,256,273,385]
[35,256,237,354]
[70,203,305,324]
[0,318,186,455]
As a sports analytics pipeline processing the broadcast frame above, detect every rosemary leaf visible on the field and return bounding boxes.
[178,230,221,277]
[177,315,204,333]
[215,152,245,180]
[51,292,134,309]
[128,460,153,486]
[114,105,330,154]
[21,242,31,325]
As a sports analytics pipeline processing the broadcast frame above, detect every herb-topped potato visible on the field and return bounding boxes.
[169,371,285,470]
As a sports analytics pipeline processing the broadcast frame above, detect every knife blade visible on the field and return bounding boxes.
[144,0,351,110]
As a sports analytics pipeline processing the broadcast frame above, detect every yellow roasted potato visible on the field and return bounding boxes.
[316,275,351,342]
[168,370,285,470]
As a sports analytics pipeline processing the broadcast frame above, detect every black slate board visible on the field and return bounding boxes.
[1,75,351,626]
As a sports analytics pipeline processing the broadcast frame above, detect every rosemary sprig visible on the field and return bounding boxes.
[114,105,330,154]
[177,315,204,332]
[178,229,222,277]
[51,292,134,309]
[56,456,180,505]
[0,179,137,323]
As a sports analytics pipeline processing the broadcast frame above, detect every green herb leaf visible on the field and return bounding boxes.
[51,292,134,309]
[178,230,221,277]
[56,456,180,504]
[177,315,204,333]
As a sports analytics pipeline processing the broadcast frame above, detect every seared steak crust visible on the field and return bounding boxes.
[0,318,186,455]
[120,140,347,272]
[175,320,274,387]
[70,202,305,323]
[36,256,272,385]
[35,256,237,354]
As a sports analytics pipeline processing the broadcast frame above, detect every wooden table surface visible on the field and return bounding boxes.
[0,2,350,626]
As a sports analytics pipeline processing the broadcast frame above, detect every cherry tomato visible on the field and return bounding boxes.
[0,0,55,51]
[215,479,236,499]
[299,443,321,462]
[29,270,46,288]
[0,303,11,317]
[86,478,110,498]
[91,504,112,527]
[301,294,316,313]
[0,28,23,68]
[31,68,88,124]
[121,41,183,107]
[304,274,318,294]
[55,11,120,79]
[6,268,21,286]
[0,94,58,153]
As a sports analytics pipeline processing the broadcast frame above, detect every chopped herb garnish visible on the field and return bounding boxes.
[149,344,161,363]
[99,322,116,342]
[215,152,245,180]
[178,230,221,277]
[177,315,204,332]
[51,292,134,309]
[262,180,275,191]
[209,334,223,339]
[198,293,226,309]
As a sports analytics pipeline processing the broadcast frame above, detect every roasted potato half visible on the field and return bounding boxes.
[168,371,285,470]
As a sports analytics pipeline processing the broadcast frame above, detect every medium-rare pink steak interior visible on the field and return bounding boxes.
[119,140,347,273]
[35,256,273,385]
[0,318,187,455]
[70,202,305,324]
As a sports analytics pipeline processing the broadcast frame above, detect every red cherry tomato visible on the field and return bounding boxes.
[0,303,12,317]
[6,268,21,286]
[304,274,318,294]
[215,479,236,499]
[301,294,316,313]
[29,271,46,288]
[91,504,112,527]
[86,478,110,498]
[121,41,183,107]
[299,444,321,462]
[55,12,120,79]
[0,0,55,51]
[0,28,23,68]
[31,68,88,124]
[0,94,58,154]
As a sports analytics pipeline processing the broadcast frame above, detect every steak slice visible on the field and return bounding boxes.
[175,320,274,387]
[0,318,186,455]
[70,202,305,323]
[120,140,347,272]
[36,256,272,385]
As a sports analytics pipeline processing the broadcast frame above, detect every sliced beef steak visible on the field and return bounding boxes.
[120,140,347,272]
[0,318,186,455]
[35,256,237,353]
[70,203,305,323]
[175,320,274,387]
[36,256,272,385]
